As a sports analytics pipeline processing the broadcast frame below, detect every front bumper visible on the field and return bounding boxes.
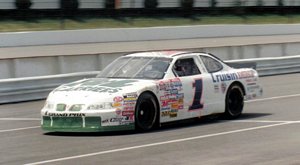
[41,110,135,132]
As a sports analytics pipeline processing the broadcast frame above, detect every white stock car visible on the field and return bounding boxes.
[41,51,263,132]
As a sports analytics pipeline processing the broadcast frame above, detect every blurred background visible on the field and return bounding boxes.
[1,0,300,31]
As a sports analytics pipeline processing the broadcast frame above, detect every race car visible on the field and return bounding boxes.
[41,51,263,132]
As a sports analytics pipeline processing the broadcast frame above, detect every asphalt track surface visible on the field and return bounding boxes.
[1,73,300,165]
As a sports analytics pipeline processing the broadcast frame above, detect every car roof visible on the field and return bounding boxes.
[125,51,191,58]
[124,51,220,60]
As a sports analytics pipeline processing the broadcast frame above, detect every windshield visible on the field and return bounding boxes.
[97,56,172,79]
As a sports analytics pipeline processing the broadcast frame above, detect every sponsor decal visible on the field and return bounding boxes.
[102,116,133,126]
[123,106,135,111]
[112,102,122,107]
[245,78,257,83]
[178,105,184,109]
[211,70,256,83]
[214,84,220,93]
[168,94,177,100]
[171,102,179,110]
[102,118,109,123]
[177,93,184,99]
[113,96,123,102]
[161,110,178,118]
[124,97,137,101]
[160,95,168,101]
[123,102,135,106]
[178,98,184,105]
[124,93,138,98]
[221,82,227,93]
[44,111,85,117]
[115,108,122,115]
[157,78,184,112]
[247,85,261,91]
[211,73,239,83]
[157,78,182,91]
[237,70,255,79]
[161,100,169,107]
[110,117,125,123]
[122,110,135,121]
[170,89,178,94]
[122,111,134,116]
[123,93,138,102]
[161,106,171,111]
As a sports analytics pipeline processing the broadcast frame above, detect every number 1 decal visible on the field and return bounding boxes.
[189,79,204,110]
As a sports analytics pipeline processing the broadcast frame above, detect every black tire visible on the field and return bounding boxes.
[224,84,244,119]
[135,93,158,131]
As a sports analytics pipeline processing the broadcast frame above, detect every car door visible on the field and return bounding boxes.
[171,56,207,120]
[198,55,227,114]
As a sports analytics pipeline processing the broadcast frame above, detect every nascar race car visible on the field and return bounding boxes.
[41,51,263,132]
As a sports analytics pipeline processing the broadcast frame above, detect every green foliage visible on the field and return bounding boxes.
[233,0,245,15]
[256,0,264,6]
[277,0,284,6]
[233,0,243,6]
[181,0,194,9]
[60,0,79,10]
[144,0,158,9]
[105,0,115,9]
[15,0,32,10]
[210,0,218,7]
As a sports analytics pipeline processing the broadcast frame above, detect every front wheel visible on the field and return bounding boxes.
[135,93,158,131]
[223,84,244,119]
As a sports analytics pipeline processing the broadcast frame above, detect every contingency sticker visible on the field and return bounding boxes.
[157,78,184,118]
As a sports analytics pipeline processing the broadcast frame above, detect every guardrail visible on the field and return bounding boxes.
[229,55,300,76]
[1,55,299,104]
[0,71,99,104]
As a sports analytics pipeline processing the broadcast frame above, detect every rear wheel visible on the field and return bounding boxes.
[224,84,244,119]
[135,93,158,131]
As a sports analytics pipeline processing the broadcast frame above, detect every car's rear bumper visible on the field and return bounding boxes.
[245,84,263,100]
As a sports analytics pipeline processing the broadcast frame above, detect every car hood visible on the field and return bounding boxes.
[48,78,156,103]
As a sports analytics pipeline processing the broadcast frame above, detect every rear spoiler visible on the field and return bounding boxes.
[206,53,257,70]
[225,61,257,70]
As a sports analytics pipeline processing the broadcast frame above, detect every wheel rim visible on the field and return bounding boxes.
[137,100,156,129]
[228,88,244,116]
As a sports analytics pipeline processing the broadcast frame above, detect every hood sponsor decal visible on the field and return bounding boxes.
[55,79,138,93]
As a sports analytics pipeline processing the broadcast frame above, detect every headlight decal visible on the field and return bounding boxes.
[56,104,67,111]
[70,104,85,111]
[87,103,113,110]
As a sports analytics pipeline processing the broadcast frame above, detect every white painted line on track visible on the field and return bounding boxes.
[246,93,300,103]
[25,122,295,165]
[0,118,40,121]
[0,126,40,133]
[230,120,300,123]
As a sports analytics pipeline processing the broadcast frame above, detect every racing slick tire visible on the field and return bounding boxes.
[135,92,158,131]
[224,84,244,119]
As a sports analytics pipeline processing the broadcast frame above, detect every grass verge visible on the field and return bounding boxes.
[0,14,300,32]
